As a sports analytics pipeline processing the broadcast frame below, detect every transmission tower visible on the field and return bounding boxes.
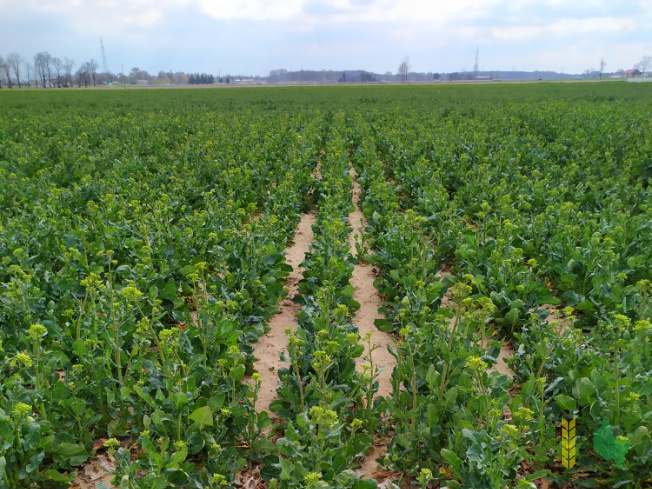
[100,36,109,73]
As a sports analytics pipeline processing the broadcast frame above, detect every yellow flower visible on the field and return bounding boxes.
[121,286,143,301]
[27,324,47,341]
[466,356,488,371]
[11,351,33,368]
[12,402,32,417]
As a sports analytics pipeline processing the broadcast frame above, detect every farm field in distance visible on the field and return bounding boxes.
[0,82,651,489]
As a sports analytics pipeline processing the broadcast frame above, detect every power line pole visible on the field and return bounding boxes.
[473,45,479,80]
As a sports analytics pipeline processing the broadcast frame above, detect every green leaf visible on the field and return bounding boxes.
[593,420,631,468]
[374,318,391,332]
[440,448,462,471]
[443,482,461,489]
[526,469,550,481]
[279,457,294,481]
[573,377,596,405]
[352,479,378,489]
[505,308,520,326]
[426,364,437,389]
[55,443,89,466]
[331,455,347,476]
[180,265,197,275]
[172,392,189,409]
[0,456,5,479]
[576,299,596,312]
[556,394,577,412]
[189,406,213,429]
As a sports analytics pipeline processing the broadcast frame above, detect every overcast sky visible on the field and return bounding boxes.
[1,0,650,76]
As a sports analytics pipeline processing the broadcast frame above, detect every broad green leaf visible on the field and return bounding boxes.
[189,406,213,429]
[556,394,577,412]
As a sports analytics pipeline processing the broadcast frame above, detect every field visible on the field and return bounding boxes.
[0,82,651,489]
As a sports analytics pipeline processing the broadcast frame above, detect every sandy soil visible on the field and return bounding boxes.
[250,213,316,415]
[487,340,515,377]
[348,166,396,399]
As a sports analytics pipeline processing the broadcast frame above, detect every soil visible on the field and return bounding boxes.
[488,340,516,377]
[70,452,116,489]
[249,212,316,415]
[348,166,396,398]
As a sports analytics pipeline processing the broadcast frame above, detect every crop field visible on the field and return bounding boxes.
[0,83,651,489]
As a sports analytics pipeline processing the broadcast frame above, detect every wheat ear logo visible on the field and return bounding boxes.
[561,417,576,469]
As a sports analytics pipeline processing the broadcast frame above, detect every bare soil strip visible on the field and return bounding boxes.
[348,166,396,399]
[251,213,315,415]
[348,166,398,483]
[487,340,515,376]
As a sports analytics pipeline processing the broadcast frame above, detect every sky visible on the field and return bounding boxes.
[1,0,651,76]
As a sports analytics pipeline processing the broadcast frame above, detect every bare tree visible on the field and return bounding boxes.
[88,58,99,86]
[52,57,63,87]
[0,55,4,88]
[637,55,651,76]
[77,62,92,87]
[599,57,606,80]
[64,57,75,86]
[398,56,410,83]
[34,52,52,88]
[25,63,33,87]
[7,52,23,88]
[1,56,11,88]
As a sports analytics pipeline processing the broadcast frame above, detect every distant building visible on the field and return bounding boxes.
[136,79,149,85]
[624,69,641,78]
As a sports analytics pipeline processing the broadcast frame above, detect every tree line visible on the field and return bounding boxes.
[0,52,225,88]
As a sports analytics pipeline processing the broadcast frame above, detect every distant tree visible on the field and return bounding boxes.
[24,62,33,87]
[1,55,11,88]
[128,67,151,85]
[360,72,374,82]
[433,73,440,80]
[64,57,75,86]
[7,52,23,88]
[87,59,99,86]
[339,71,346,82]
[52,57,63,87]
[636,55,651,75]
[34,52,52,88]
[398,56,410,83]
[77,62,92,87]
[599,57,606,79]
[0,55,4,88]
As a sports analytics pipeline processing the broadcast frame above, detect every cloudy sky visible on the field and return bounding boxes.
[1,0,650,76]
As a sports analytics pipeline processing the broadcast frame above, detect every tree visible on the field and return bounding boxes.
[0,55,5,88]
[398,56,410,83]
[34,51,52,88]
[87,58,99,86]
[77,62,91,87]
[64,57,75,86]
[599,57,606,80]
[1,56,11,88]
[637,55,651,76]
[7,52,23,88]
[52,57,63,87]
[24,63,33,87]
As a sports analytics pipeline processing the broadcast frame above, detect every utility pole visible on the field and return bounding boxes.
[473,45,479,80]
